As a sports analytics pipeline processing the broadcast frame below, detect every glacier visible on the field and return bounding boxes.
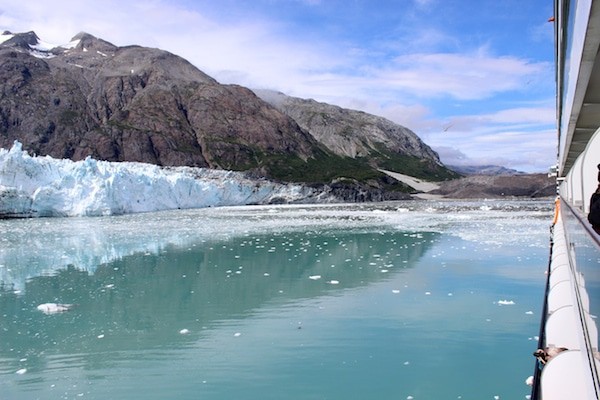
[0,141,327,217]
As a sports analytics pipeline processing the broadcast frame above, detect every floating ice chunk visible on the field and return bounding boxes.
[525,311,534,315]
[15,368,27,375]
[179,329,190,335]
[525,376,534,386]
[263,273,270,277]
[97,334,105,339]
[309,275,322,280]
[234,332,241,337]
[403,361,410,365]
[494,396,500,400]
[36,303,73,314]
[407,396,414,400]
[497,300,515,305]
[425,292,431,295]
[328,280,339,285]
[392,290,400,294]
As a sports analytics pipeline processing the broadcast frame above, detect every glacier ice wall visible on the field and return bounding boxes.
[0,141,321,217]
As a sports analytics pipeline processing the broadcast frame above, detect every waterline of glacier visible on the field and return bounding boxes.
[0,200,551,399]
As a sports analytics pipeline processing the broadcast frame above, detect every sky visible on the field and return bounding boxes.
[0,0,557,172]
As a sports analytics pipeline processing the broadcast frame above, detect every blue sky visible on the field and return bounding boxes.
[1,0,556,172]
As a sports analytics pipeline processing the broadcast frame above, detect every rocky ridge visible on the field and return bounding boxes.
[256,91,439,160]
[0,31,456,197]
[0,31,318,171]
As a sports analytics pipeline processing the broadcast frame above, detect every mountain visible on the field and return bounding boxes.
[429,174,555,198]
[447,164,525,176]
[255,90,457,181]
[0,31,317,169]
[0,30,457,200]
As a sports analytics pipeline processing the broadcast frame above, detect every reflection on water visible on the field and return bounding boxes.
[0,201,551,399]
[1,230,433,357]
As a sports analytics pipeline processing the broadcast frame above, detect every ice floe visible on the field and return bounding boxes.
[36,303,74,314]
[497,300,515,305]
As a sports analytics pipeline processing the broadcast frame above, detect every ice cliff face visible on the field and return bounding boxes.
[0,142,323,217]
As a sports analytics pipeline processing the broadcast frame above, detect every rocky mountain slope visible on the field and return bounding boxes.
[0,31,318,171]
[429,174,555,198]
[0,31,456,200]
[255,90,455,181]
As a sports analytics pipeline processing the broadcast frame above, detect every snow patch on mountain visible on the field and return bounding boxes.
[1,30,81,58]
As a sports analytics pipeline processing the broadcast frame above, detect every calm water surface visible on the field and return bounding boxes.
[0,200,552,399]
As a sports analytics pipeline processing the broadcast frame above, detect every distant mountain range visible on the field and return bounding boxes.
[0,30,464,200]
[447,164,525,176]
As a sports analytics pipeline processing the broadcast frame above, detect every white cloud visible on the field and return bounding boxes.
[375,51,550,100]
[422,103,555,172]
[430,125,556,172]
[485,107,555,124]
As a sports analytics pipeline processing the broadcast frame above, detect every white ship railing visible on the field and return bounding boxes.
[534,127,600,399]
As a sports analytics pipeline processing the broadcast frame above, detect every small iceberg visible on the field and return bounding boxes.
[36,303,73,314]
[308,275,322,280]
[497,300,515,305]
[525,375,534,386]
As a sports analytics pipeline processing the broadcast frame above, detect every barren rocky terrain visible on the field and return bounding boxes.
[427,173,555,198]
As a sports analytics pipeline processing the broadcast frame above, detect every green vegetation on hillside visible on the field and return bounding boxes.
[235,148,454,192]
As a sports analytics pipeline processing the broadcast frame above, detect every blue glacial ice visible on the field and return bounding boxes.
[0,141,327,217]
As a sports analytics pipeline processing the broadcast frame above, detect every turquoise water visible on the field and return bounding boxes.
[0,200,552,399]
